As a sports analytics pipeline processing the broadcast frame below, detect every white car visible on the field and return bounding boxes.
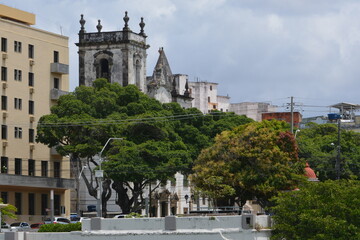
[10,222,30,231]
[43,217,70,224]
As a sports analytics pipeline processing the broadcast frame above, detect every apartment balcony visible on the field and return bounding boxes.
[50,62,69,74]
[0,173,74,189]
[50,88,68,100]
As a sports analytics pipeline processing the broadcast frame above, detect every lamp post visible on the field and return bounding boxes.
[76,166,87,216]
[96,138,122,217]
[0,203,9,233]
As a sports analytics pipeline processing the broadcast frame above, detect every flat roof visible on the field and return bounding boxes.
[0,4,35,25]
[329,102,360,111]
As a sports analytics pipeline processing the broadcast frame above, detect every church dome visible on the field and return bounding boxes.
[305,162,318,181]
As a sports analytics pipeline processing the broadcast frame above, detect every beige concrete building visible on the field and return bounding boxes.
[0,4,73,224]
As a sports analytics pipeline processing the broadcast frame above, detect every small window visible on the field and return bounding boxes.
[1,191,8,203]
[1,67,7,81]
[28,44,34,58]
[14,127,22,139]
[29,129,35,143]
[208,97,210,103]
[29,100,34,115]
[54,51,59,63]
[41,194,48,215]
[54,78,59,89]
[15,158,22,175]
[14,98,22,110]
[41,161,48,177]
[1,95,7,110]
[14,69,22,81]
[210,85,212,91]
[1,38,7,52]
[14,41,22,53]
[213,105,216,109]
[54,162,60,178]
[15,192,22,214]
[28,72,34,86]
[28,193,35,215]
[28,159,35,176]
[1,156,8,173]
[1,125,7,139]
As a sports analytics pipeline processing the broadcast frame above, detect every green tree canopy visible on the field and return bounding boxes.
[271,180,360,240]
[0,198,17,224]
[297,123,360,180]
[191,120,305,208]
[37,79,253,214]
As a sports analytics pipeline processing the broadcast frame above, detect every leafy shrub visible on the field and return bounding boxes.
[38,222,81,232]
[125,212,143,218]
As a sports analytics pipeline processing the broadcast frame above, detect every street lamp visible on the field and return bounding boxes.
[96,138,122,217]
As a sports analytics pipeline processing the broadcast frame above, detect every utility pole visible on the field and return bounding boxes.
[336,119,341,180]
[290,96,294,134]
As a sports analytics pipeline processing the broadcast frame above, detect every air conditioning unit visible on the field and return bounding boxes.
[29,87,35,94]
[2,112,8,118]
[2,82,7,89]
[2,53,7,59]
[2,141,8,147]
[29,59,35,66]
[30,116,35,122]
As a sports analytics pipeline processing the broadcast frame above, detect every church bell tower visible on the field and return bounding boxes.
[76,12,149,92]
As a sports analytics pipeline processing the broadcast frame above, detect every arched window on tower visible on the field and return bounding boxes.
[100,59,110,80]
[135,59,141,90]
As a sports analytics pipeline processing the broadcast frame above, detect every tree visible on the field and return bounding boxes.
[297,123,360,180]
[271,180,360,240]
[191,120,305,208]
[37,79,253,214]
[0,199,17,224]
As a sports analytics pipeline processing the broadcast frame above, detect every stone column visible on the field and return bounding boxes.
[167,196,171,216]
[157,200,161,217]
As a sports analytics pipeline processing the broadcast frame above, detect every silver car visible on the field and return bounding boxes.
[10,222,30,231]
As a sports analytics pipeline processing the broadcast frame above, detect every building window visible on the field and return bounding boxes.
[41,161,48,177]
[14,127,22,139]
[28,44,34,58]
[1,95,7,110]
[1,156,8,173]
[208,97,210,103]
[183,175,189,187]
[54,78,59,89]
[14,41,22,53]
[54,51,59,63]
[29,100,34,114]
[14,69,22,81]
[41,194,48,215]
[213,105,216,109]
[29,129,35,143]
[1,38,7,52]
[1,125,7,139]
[29,193,35,215]
[15,192,22,214]
[28,72,34,86]
[1,67,7,81]
[210,85,212,91]
[220,108,223,112]
[54,194,60,215]
[1,192,8,203]
[28,159,35,176]
[14,98,22,110]
[54,162,60,178]
[15,158,22,175]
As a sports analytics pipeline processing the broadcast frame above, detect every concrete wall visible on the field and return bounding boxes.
[1,215,272,240]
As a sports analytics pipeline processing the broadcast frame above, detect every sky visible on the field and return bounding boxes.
[2,0,360,117]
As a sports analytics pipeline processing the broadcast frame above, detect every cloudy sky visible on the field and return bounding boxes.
[2,0,360,117]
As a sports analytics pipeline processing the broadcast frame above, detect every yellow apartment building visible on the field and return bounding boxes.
[0,4,73,223]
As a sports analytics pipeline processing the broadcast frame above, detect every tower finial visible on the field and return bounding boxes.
[123,11,130,31]
[139,17,147,37]
[184,79,190,97]
[96,19,102,33]
[79,14,86,33]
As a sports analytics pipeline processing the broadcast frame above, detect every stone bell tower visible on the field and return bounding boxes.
[76,12,149,92]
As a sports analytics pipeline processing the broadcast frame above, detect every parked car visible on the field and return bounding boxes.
[113,214,128,219]
[1,222,10,229]
[70,217,89,223]
[43,217,70,224]
[30,223,43,229]
[9,222,30,231]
